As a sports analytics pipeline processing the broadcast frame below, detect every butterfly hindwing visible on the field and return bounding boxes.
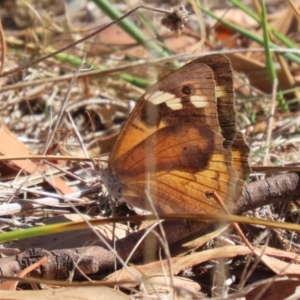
[111,124,237,213]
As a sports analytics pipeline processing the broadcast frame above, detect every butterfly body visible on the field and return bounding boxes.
[101,54,250,214]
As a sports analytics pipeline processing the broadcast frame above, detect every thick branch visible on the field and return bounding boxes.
[234,172,300,214]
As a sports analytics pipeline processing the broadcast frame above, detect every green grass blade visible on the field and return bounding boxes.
[230,0,299,55]
[260,0,288,112]
[199,5,300,65]
[93,0,170,58]
[260,1,276,81]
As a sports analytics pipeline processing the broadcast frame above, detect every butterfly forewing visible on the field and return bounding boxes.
[110,61,219,161]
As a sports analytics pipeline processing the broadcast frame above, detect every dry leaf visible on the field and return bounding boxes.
[0,286,131,300]
[0,126,74,194]
[244,274,300,300]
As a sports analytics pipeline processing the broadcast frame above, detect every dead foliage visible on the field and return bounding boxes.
[1,0,300,299]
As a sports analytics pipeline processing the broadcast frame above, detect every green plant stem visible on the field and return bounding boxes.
[259,0,288,112]
[93,0,170,58]
[199,5,300,65]
[230,0,299,53]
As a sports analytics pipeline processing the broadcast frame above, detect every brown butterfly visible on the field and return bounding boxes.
[101,54,250,214]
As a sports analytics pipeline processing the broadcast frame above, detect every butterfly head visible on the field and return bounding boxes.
[100,164,123,202]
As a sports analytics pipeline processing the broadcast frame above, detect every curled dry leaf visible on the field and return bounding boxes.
[242,274,300,300]
[107,245,300,288]
[0,126,73,194]
[0,286,131,300]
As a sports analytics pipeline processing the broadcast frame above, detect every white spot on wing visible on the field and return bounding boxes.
[146,90,183,110]
[145,91,209,110]
[215,85,227,98]
[146,90,176,105]
[190,95,208,108]
[166,99,183,110]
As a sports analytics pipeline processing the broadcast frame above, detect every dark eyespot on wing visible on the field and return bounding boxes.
[181,85,193,95]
